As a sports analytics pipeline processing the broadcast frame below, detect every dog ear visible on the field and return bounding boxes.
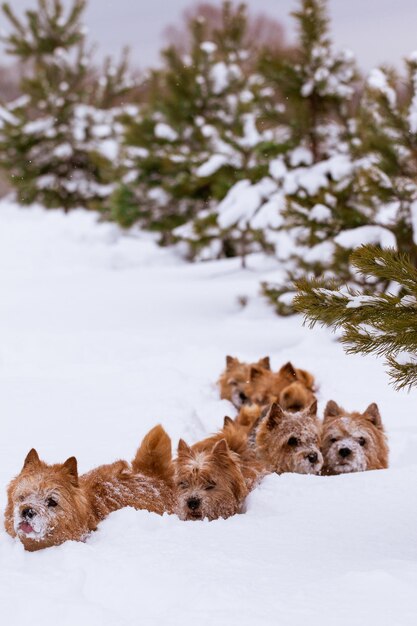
[308,399,318,416]
[226,355,237,368]
[62,457,78,486]
[363,403,383,429]
[223,416,234,428]
[324,400,341,420]
[266,403,284,430]
[23,448,41,470]
[177,439,193,458]
[212,438,230,457]
[250,365,264,381]
[258,356,271,370]
[279,362,297,379]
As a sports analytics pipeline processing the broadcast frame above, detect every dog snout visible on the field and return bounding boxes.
[187,498,201,511]
[239,392,248,404]
[307,452,318,464]
[339,447,352,459]
[22,507,36,520]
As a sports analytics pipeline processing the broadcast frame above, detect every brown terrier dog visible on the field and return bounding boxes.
[192,416,265,492]
[174,437,249,522]
[249,401,323,475]
[5,425,174,551]
[218,355,271,408]
[321,400,389,475]
[243,362,316,411]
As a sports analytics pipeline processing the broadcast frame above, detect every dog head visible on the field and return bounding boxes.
[255,401,323,474]
[4,449,90,551]
[279,381,316,413]
[174,438,248,521]
[241,362,314,408]
[218,355,270,408]
[322,401,389,475]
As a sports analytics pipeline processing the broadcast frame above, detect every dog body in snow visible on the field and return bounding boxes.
[5,426,174,551]
[249,401,323,475]
[321,401,389,475]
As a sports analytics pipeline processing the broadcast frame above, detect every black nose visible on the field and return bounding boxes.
[339,447,352,458]
[307,452,318,464]
[22,508,36,519]
[187,498,201,511]
[239,392,247,404]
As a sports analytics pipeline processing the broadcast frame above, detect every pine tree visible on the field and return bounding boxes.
[355,57,417,267]
[258,0,361,314]
[113,1,285,253]
[0,0,135,211]
[294,245,417,390]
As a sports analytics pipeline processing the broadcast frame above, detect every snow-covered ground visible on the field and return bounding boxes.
[0,199,416,626]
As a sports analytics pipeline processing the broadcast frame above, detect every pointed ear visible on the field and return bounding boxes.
[226,355,237,368]
[177,439,192,457]
[324,400,341,420]
[363,403,383,429]
[62,456,78,486]
[23,448,41,471]
[258,356,271,370]
[250,366,264,381]
[212,438,230,457]
[223,416,234,428]
[279,362,297,379]
[308,399,318,416]
[266,403,284,430]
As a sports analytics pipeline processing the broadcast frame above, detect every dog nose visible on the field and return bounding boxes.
[187,498,201,511]
[339,447,352,458]
[22,508,36,520]
[239,392,247,404]
[307,452,318,464]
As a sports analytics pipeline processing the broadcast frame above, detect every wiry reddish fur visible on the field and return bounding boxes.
[5,425,174,551]
[218,355,271,408]
[174,437,249,521]
[242,362,317,410]
[251,401,323,475]
[193,416,265,492]
[321,401,389,475]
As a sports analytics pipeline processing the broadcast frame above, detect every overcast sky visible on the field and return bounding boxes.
[2,0,417,72]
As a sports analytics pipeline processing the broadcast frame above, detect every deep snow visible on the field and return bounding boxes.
[0,199,416,626]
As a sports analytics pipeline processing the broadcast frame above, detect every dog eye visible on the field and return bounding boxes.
[205,483,216,490]
[358,437,366,447]
[330,438,338,443]
[178,482,189,490]
[46,498,58,507]
[287,437,299,447]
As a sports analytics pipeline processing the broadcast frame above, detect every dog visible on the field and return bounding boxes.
[249,401,323,475]
[192,415,265,492]
[218,355,270,408]
[321,400,389,475]
[243,362,316,410]
[5,425,174,551]
[174,435,250,522]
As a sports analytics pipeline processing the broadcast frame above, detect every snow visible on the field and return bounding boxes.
[1,200,417,625]
[367,68,397,107]
[334,225,397,249]
[196,153,229,178]
[201,41,217,55]
[154,122,178,142]
[310,203,332,222]
[216,178,277,229]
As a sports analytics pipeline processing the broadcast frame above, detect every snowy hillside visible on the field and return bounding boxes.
[0,199,416,626]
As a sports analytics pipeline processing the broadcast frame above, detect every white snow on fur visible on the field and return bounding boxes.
[0,200,416,626]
